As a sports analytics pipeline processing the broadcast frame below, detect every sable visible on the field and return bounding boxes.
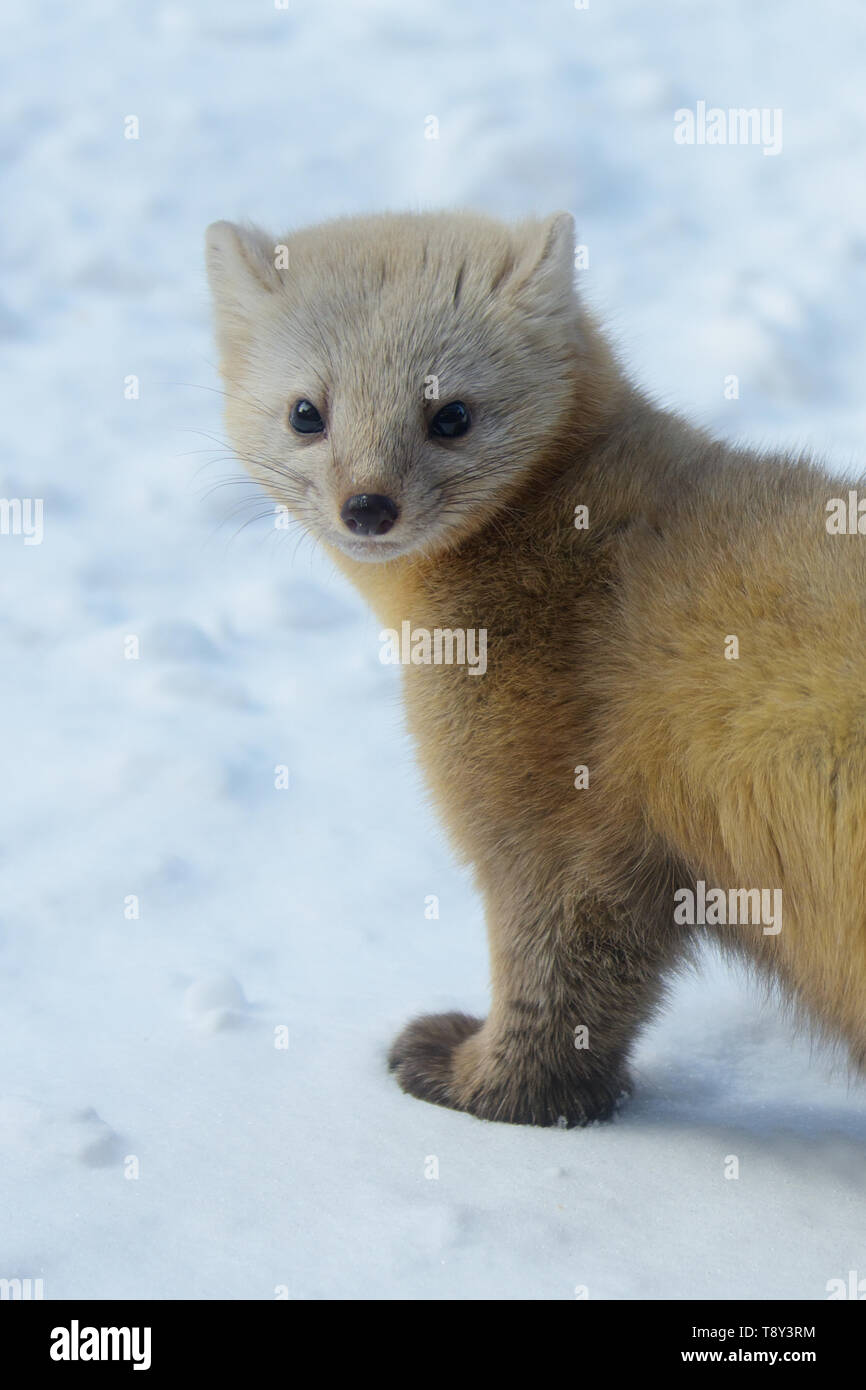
[206,208,866,1125]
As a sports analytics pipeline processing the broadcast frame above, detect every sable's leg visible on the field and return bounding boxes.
[389,885,677,1126]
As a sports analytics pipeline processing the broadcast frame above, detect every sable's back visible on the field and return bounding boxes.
[589,449,866,948]
[602,449,866,757]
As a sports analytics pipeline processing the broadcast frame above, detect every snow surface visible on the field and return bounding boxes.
[2,0,866,1300]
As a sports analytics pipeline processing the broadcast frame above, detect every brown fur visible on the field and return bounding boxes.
[206,209,866,1125]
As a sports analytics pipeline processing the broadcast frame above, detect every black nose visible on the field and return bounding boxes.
[340,493,399,537]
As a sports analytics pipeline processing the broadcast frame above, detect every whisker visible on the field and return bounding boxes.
[170,380,281,423]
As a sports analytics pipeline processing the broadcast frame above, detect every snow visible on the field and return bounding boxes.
[2,0,866,1300]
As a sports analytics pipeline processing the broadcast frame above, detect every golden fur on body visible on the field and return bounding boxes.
[206,209,866,1125]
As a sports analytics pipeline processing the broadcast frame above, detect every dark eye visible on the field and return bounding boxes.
[289,399,325,434]
[430,400,471,439]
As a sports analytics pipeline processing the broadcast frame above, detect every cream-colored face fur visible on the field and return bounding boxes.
[205,210,582,561]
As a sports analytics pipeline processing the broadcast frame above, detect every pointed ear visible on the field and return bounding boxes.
[509,212,576,313]
[205,220,282,316]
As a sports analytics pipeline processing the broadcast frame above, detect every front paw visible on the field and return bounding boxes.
[388,1010,629,1127]
[388,1011,483,1109]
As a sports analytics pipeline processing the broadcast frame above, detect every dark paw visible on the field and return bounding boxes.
[388,1009,630,1127]
[461,1064,631,1128]
[388,1011,483,1108]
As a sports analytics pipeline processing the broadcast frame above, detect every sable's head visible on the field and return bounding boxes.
[205,210,584,562]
